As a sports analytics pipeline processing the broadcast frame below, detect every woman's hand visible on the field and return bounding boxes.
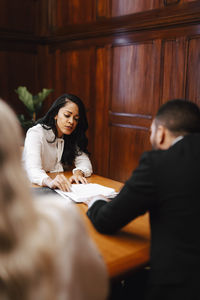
[43,175,71,192]
[69,170,88,184]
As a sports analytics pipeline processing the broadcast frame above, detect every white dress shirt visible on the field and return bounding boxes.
[23,124,92,185]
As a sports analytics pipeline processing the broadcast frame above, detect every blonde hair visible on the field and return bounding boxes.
[0,100,57,300]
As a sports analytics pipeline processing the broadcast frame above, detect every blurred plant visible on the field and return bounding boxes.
[15,86,53,131]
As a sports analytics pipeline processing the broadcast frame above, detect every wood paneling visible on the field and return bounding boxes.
[0,50,37,116]
[109,113,152,129]
[164,0,180,5]
[97,0,111,18]
[0,0,200,182]
[165,0,197,6]
[111,41,161,115]
[50,47,92,106]
[111,0,198,17]
[36,0,57,36]
[106,41,161,180]
[36,45,55,114]
[50,2,200,46]
[182,0,197,2]
[92,46,111,176]
[161,37,187,102]
[61,49,92,107]
[112,0,163,16]
[109,126,151,181]
[186,37,200,106]
[0,0,36,33]
[56,0,95,26]
[98,0,198,18]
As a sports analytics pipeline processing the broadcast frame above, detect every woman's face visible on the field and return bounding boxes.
[54,101,79,137]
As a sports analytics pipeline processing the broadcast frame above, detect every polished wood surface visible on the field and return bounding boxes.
[33,171,150,281]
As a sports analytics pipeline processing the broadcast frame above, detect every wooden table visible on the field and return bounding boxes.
[33,172,150,281]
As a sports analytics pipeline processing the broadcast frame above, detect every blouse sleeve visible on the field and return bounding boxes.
[73,152,93,177]
[23,126,49,186]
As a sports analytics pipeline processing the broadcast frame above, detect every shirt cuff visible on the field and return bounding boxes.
[87,196,107,209]
[72,168,91,177]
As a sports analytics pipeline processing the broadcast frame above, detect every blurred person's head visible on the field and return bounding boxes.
[0,99,57,300]
[150,99,200,150]
[0,99,35,250]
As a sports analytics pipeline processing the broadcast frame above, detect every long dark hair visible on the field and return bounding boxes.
[36,94,89,166]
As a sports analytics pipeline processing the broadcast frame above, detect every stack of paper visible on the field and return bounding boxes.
[55,183,117,203]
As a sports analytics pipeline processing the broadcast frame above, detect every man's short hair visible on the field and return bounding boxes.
[155,99,200,136]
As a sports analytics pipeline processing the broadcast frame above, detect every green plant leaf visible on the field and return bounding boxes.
[34,88,53,111]
[16,86,53,122]
[15,86,34,113]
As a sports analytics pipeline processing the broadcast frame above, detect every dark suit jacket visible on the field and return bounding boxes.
[87,133,200,287]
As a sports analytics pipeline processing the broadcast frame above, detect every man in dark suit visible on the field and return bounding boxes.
[85,99,200,300]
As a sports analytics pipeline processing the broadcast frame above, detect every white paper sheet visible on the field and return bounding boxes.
[55,183,117,203]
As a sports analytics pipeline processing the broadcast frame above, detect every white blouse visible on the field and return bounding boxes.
[23,124,93,185]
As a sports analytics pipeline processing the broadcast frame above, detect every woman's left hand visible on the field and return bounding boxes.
[69,170,88,184]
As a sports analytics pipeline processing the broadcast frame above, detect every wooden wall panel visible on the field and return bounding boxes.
[92,46,111,176]
[109,126,151,181]
[60,49,91,107]
[111,0,197,17]
[107,41,161,181]
[56,0,95,26]
[55,0,198,24]
[164,0,180,4]
[0,50,37,116]
[0,0,36,33]
[186,37,200,106]
[53,50,64,97]
[111,41,161,115]
[51,48,92,105]
[0,51,9,100]
[97,0,110,18]
[164,0,196,5]
[161,37,187,103]
[36,45,55,115]
[111,0,163,16]
[0,0,200,183]
[182,0,197,2]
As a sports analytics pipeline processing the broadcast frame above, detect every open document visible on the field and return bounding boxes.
[55,183,118,203]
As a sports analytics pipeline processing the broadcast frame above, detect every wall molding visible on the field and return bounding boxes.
[109,111,152,119]
[46,1,200,42]
[0,2,199,45]
[109,123,150,131]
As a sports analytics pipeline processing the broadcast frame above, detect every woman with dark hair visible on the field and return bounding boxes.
[23,93,92,191]
[0,99,108,300]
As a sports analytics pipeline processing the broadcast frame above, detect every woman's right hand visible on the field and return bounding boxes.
[43,175,71,192]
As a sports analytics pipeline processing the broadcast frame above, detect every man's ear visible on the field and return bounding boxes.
[156,125,165,147]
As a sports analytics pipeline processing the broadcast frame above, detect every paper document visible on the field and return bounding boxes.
[55,183,118,203]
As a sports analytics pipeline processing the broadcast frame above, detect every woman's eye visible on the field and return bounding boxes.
[64,114,70,118]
